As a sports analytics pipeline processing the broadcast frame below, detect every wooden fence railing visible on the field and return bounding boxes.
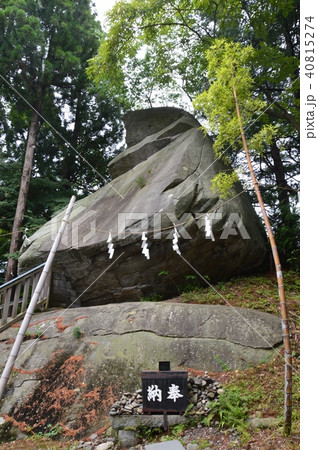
[0,263,50,332]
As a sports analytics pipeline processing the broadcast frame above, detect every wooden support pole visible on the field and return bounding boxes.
[0,195,76,400]
[232,84,292,434]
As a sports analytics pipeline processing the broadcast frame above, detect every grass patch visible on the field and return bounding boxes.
[181,271,299,318]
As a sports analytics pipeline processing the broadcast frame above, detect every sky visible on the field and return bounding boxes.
[92,0,118,22]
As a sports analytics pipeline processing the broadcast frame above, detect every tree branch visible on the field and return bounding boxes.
[259,86,300,131]
[266,107,300,131]
[139,21,207,43]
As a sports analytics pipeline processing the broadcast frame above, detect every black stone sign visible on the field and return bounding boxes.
[141,369,188,414]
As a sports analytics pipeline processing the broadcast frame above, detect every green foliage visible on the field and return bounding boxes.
[160,423,187,444]
[43,423,63,438]
[184,402,195,416]
[72,326,83,339]
[87,0,212,107]
[140,293,163,302]
[3,251,20,260]
[169,422,187,437]
[136,425,162,442]
[135,176,147,189]
[194,37,299,268]
[158,270,169,276]
[30,423,63,440]
[185,275,196,281]
[158,269,180,294]
[249,125,279,156]
[211,171,239,200]
[180,274,202,293]
[214,354,230,371]
[194,39,274,157]
[33,326,43,338]
[196,439,211,449]
[202,386,251,441]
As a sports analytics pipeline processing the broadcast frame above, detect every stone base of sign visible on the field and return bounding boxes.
[110,414,186,430]
[145,440,185,449]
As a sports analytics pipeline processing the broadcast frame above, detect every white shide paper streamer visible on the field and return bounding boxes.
[141,232,150,259]
[205,214,215,241]
[172,227,181,255]
[107,231,114,259]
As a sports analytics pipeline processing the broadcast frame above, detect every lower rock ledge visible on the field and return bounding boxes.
[110,414,186,430]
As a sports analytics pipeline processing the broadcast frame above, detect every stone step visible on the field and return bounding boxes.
[145,440,185,450]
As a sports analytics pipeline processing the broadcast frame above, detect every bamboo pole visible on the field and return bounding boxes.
[232,85,292,434]
[0,195,76,400]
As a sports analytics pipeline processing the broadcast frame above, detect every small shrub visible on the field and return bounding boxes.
[136,425,162,442]
[158,270,169,277]
[140,293,163,302]
[214,354,230,371]
[44,423,63,438]
[135,176,146,189]
[179,275,202,293]
[202,386,250,442]
[33,326,43,338]
[72,326,83,339]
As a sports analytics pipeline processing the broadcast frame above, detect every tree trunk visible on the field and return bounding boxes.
[270,141,292,216]
[269,141,299,266]
[5,111,40,282]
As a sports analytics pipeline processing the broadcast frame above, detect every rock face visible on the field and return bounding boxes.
[0,303,282,431]
[19,107,266,307]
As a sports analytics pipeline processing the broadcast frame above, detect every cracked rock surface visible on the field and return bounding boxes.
[0,302,282,421]
[18,107,266,307]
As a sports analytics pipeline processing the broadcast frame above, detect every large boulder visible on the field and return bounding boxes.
[19,107,266,307]
[0,303,282,421]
